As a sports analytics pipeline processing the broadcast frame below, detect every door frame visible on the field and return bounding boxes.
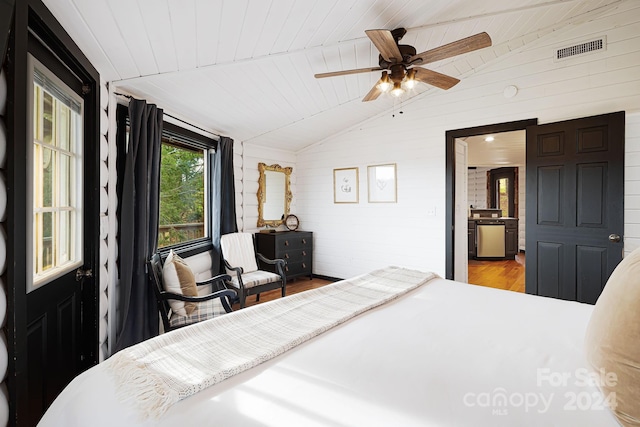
[445,119,537,280]
[7,0,100,423]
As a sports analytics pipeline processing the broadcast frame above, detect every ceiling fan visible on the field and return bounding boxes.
[314,28,492,101]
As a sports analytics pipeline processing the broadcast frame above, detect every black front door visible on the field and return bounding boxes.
[525,111,625,304]
[7,2,100,425]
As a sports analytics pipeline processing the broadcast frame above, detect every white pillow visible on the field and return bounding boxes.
[584,247,640,427]
[162,250,198,317]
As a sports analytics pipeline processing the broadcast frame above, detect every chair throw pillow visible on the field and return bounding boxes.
[584,247,640,427]
[162,250,198,317]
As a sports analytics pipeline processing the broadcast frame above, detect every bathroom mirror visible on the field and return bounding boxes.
[257,163,292,227]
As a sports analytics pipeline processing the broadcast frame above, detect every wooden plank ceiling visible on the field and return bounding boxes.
[43,0,623,151]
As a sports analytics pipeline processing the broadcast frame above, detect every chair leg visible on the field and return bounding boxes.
[256,294,260,302]
[281,282,286,298]
[239,289,246,309]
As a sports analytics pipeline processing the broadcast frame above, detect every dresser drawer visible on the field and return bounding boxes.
[284,259,311,276]
[280,247,311,261]
[274,235,311,252]
[255,231,313,280]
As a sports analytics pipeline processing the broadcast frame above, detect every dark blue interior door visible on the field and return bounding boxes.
[526,111,625,304]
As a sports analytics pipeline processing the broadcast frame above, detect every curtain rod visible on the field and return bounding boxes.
[114,92,222,139]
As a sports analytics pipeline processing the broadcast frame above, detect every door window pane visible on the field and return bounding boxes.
[36,211,54,274]
[42,147,54,208]
[59,154,70,206]
[43,91,54,145]
[59,210,70,265]
[58,105,70,151]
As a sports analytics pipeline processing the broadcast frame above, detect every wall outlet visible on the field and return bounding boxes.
[426,207,436,216]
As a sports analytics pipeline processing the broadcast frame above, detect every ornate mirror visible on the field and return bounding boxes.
[257,163,292,227]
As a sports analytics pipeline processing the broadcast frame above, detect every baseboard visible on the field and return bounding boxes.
[312,274,342,282]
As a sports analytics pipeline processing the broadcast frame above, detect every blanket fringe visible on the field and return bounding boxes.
[109,353,181,419]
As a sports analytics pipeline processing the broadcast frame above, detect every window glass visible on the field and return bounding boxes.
[158,141,206,248]
[497,177,509,217]
[30,59,84,289]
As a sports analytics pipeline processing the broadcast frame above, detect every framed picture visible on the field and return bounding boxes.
[333,167,359,203]
[368,163,397,203]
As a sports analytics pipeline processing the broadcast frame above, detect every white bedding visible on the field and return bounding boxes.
[39,276,620,427]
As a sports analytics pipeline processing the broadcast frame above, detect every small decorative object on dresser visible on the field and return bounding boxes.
[284,214,299,231]
[255,231,313,281]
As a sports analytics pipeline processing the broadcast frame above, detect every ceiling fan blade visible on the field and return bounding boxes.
[409,32,492,65]
[315,67,382,78]
[413,67,460,90]
[365,29,403,63]
[362,81,383,102]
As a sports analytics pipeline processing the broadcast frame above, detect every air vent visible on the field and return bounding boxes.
[555,36,606,61]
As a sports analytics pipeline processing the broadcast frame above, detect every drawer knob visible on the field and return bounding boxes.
[302,239,306,244]
[284,253,289,259]
[285,240,289,246]
[302,251,306,256]
[285,266,289,272]
[302,263,306,268]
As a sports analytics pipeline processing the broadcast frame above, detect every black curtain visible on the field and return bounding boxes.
[114,99,163,352]
[211,136,237,273]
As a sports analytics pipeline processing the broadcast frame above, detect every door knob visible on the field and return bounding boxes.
[75,268,93,282]
[608,234,621,243]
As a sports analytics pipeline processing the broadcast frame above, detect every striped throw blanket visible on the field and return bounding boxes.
[107,266,438,419]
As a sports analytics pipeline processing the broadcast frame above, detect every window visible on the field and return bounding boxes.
[489,167,517,218]
[496,177,509,217]
[158,138,206,248]
[29,56,84,289]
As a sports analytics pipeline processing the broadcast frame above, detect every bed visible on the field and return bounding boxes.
[39,262,636,427]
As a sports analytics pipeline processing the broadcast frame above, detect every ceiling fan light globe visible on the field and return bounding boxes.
[404,79,417,89]
[391,82,405,97]
[377,81,392,92]
[377,71,392,92]
[403,68,417,89]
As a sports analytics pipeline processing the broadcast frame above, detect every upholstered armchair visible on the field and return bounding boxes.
[148,252,237,332]
[220,232,286,308]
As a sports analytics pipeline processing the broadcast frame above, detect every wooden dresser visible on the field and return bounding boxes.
[255,231,313,280]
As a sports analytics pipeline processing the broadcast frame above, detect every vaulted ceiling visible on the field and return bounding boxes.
[43,0,623,151]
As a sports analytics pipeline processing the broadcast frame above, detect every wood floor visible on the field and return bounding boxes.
[468,252,526,293]
[232,277,333,309]
[233,256,526,310]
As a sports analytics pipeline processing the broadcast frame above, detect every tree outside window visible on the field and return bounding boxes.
[158,142,205,248]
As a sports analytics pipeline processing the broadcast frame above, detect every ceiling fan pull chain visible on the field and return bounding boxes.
[391,97,404,118]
